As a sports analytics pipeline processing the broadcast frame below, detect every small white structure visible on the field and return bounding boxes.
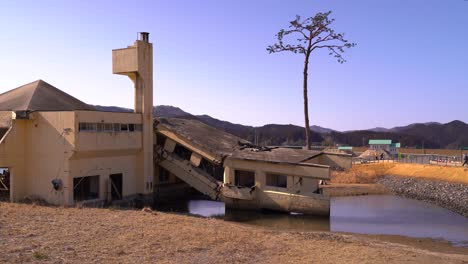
[368,140,400,155]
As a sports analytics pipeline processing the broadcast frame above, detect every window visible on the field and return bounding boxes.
[159,167,170,183]
[73,176,99,201]
[266,174,287,188]
[113,123,121,132]
[234,170,255,187]
[78,122,142,133]
[97,123,114,132]
[79,122,97,132]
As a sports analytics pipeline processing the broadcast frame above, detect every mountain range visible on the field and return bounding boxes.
[94,105,468,149]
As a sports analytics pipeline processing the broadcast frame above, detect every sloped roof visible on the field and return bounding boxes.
[230,147,322,165]
[156,117,324,166]
[157,118,249,162]
[0,80,95,111]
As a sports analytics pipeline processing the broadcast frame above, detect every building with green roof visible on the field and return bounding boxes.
[368,139,400,155]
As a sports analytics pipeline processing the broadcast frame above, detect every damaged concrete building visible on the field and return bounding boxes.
[155,118,351,215]
[0,33,351,215]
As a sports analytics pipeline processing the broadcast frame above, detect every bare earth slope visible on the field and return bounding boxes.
[1,203,467,264]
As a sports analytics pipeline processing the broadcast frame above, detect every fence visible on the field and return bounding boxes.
[353,153,466,167]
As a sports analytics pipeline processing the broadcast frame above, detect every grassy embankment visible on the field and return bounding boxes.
[332,163,468,184]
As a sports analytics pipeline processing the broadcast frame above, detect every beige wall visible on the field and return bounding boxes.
[74,111,142,152]
[224,158,329,195]
[69,155,138,204]
[23,112,75,204]
[0,119,27,201]
[0,110,146,205]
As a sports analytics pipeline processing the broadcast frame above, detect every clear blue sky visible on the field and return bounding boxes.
[0,0,467,131]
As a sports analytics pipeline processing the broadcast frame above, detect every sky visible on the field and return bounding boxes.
[0,0,467,131]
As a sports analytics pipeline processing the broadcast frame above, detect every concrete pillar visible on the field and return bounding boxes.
[112,33,154,194]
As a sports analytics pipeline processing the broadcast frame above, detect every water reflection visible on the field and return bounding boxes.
[154,195,468,247]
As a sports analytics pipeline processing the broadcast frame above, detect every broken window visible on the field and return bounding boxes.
[156,134,167,147]
[109,174,123,201]
[266,174,288,188]
[174,144,192,161]
[73,175,99,201]
[0,168,10,201]
[234,170,255,187]
[199,158,224,181]
[120,124,129,132]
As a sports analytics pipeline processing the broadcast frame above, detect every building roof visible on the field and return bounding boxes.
[368,139,392,145]
[0,80,95,112]
[156,117,324,166]
[390,143,401,148]
[157,118,248,162]
[230,147,322,166]
[338,146,353,150]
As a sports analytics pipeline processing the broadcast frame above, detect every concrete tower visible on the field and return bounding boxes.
[112,32,154,194]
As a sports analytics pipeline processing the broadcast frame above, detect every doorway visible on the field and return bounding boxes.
[73,175,100,202]
[109,173,123,201]
[0,168,10,201]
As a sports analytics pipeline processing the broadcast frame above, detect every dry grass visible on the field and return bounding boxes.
[1,202,467,263]
[332,163,468,184]
[353,147,468,156]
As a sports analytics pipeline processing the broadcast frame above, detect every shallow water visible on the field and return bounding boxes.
[154,195,468,247]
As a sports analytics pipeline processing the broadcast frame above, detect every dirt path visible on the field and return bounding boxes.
[1,202,467,264]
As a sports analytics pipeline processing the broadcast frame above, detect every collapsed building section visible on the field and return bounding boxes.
[155,118,352,216]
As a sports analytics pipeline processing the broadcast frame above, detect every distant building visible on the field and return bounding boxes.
[368,139,400,155]
[337,146,353,151]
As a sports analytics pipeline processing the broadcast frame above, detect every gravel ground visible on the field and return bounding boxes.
[378,175,468,217]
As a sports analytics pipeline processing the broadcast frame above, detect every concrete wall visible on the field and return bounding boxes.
[224,159,329,194]
[69,155,138,204]
[23,112,75,205]
[74,111,142,152]
[0,111,146,205]
[0,119,27,201]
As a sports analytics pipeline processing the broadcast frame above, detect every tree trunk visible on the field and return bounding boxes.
[303,54,311,150]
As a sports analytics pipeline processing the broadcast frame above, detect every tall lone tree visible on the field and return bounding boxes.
[267,11,355,150]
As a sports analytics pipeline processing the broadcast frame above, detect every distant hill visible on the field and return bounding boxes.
[94,105,468,149]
